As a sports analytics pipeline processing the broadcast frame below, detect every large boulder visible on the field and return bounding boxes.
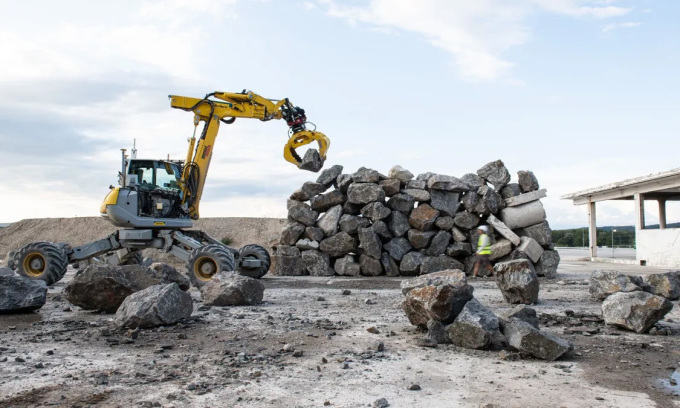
[361,202,391,222]
[407,229,436,249]
[281,222,307,245]
[403,188,431,202]
[477,160,511,190]
[401,270,467,295]
[488,239,513,261]
[360,254,383,276]
[517,222,553,248]
[460,173,485,191]
[498,305,539,329]
[388,165,414,183]
[517,170,539,193]
[426,319,451,344]
[534,250,560,279]
[453,211,479,231]
[641,271,680,300]
[336,174,353,193]
[358,227,382,259]
[0,275,47,313]
[427,231,452,256]
[380,253,400,277]
[316,164,343,187]
[379,179,401,196]
[383,238,412,261]
[271,245,306,276]
[494,260,539,305]
[347,183,385,204]
[301,250,335,276]
[409,204,440,231]
[400,252,424,276]
[334,255,361,276]
[427,175,469,192]
[435,215,455,231]
[421,255,464,275]
[115,283,193,329]
[317,205,343,236]
[387,193,416,213]
[500,183,522,199]
[287,201,318,227]
[352,166,381,183]
[200,272,265,306]
[319,232,357,257]
[589,270,643,300]
[601,291,673,333]
[387,211,411,237]
[402,282,474,328]
[290,182,327,201]
[446,242,472,258]
[446,298,503,350]
[503,318,572,361]
[148,263,191,291]
[311,190,346,213]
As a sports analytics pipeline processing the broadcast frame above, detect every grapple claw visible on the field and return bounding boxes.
[283,130,330,172]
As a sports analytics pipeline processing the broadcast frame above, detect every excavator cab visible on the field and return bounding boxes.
[127,160,182,192]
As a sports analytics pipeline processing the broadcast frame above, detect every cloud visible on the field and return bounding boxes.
[602,21,641,34]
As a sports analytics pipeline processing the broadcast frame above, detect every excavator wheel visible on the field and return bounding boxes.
[119,251,144,266]
[186,244,236,288]
[236,244,271,279]
[14,242,69,286]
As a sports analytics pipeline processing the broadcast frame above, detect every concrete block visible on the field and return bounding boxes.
[517,236,544,263]
[498,200,546,230]
[504,189,547,207]
[486,214,521,246]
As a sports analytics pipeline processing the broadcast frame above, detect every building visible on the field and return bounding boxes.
[562,167,680,267]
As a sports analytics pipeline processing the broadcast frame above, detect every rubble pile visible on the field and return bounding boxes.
[273,161,559,278]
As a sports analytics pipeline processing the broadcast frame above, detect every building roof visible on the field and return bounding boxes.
[562,167,680,205]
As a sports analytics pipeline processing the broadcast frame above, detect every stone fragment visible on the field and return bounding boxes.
[147,263,191,291]
[460,173,485,191]
[403,189,431,202]
[409,204,440,231]
[295,239,319,251]
[347,183,385,204]
[280,222,306,245]
[304,227,325,242]
[489,239,513,261]
[427,175,469,192]
[500,183,522,199]
[287,201,318,227]
[0,275,47,312]
[482,187,504,215]
[503,318,572,361]
[302,250,335,276]
[430,190,461,217]
[435,216,455,231]
[486,214,521,246]
[517,236,544,263]
[388,165,414,183]
[641,271,680,300]
[462,191,479,213]
[371,220,393,242]
[319,232,357,257]
[517,221,553,248]
[381,253,400,277]
[400,269,467,295]
[299,149,324,172]
[336,174,353,193]
[290,182,327,201]
[447,298,503,350]
[407,180,427,189]
[451,227,468,242]
[200,272,265,306]
[379,179,401,196]
[446,242,472,258]
[316,164,343,186]
[477,160,511,190]
[463,255,476,276]
[517,170,539,192]
[589,270,643,300]
[494,259,539,305]
[453,211,479,230]
[311,190,346,212]
[534,250,560,279]
[342,201,362,215]
[334,255,361,276]
[401,281,474,328]
[360,254,383,276]
[352,166,381,183]
[115,283,193,329]
[407,229,436,249]
[387,211,410,237]
[358,227,383,259]
[400,252,425,276]
[504,189,547,207]
[421,255,464,275]
[317,205,343,236]
[416,172,436,182]
[271,245,306,276]
[387,193,415,213]
[339,214,361,234]
[498,305,539,329]
[0,267,15,277]
[361,202,391,222]
[427,231,451,256]
[426,319,451,344]
[383,238,412,261]
[601,291,673,333]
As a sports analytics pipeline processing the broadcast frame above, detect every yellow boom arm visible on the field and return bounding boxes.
[169,90,329,220]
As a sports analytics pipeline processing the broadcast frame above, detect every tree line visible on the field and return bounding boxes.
[551,226,635,248]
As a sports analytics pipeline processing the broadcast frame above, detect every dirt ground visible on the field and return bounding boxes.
[1,255,679,408]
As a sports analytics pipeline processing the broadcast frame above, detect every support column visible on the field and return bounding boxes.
[658,199,666,230]
[588,199,597,259]
[634,193,645,231]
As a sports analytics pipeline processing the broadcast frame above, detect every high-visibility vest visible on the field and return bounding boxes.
[477,234,491,255]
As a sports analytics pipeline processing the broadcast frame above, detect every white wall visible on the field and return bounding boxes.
[637,228,680,268]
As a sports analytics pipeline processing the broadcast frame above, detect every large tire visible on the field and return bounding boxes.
[237,244,270,279]
[186,244,236,288]
[119,251,143,266]
[14,242,69,286]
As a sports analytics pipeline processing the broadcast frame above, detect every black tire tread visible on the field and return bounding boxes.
[14,241,69,286]
[186,244,236,288]
[237,244,271,279]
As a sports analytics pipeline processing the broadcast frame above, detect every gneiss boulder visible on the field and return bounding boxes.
[115,283,192,329]
[601,291,673,333]
[400,269,467,295]
[588,270,642,300]
[641,271,680,300]
[494,259,539,305]
[301,250,335,276]
[503,318,572,361]
[147,263,191,291]
[271,245,305,276]
[0,275,47,313]
[498,305,539,329]
[447,298,503,350]
[402,279,474,328]
[200,272,265,306]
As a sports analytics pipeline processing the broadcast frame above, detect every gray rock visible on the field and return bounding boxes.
[147,263,191,291]
[115,283,193,329]
[446,242,472,258]
[421,255,464,275]
[641,271,680,300]
[482,187,504,215]
[416,172,436,181]
[381,252,400,277]
[460,173,485,191]
[503,318,572,361]
[589,270,643,300]
[360,254,383,276]
[387,211,410,237]
[347,183,385,204]
[517,236,544,263]
[371,220,393,242]
[290,182,327,201]
[534,250,560,279]
[518,170,539,192]
[427,175,469,192]
[310,190,346,212]
[316,164,343,186]
[430,190,461,217]
[500,183,522,199]
[338,214,361,235]
[361,202,391,222]
[447,298,503,350]
[388,165,414,183]
[299,149,324,172]
[304,227,325,242]
[451,227,468,242]
[403,188,431,202]
[409,204,440,231]
[400,269,468,295]
[379,179,401,197]
[400,252,425,276]
[319,232,357,257]
[494,259,540,305]
[0,267,15,277]
[342,201,362,215]
[434,216,455,231]
[427,231,452,256]
[302,250,335,276]
[200,272,265,305]
[407,229,437,249]
[498,305,539,329]
[336,173,353,193]
[287,201,318,227]
[334,255,360,276]
[517,222,553,248]
[372,398,389,408]
[489,239,513,261]
[271,245,306,276]
[383,238,413,261]
[601,291,673,333]
[407,180,427,189]
[352,166,381,183]
[387,193,415,213]
[463,255,476,276]
[426,319,451,344]
[477,160,511,190]
[0,275,47,312]
[462,191,479,213]
[402,280,474,328]
[280,222,306,245]
[358,227,383,259]
[317,205,343,236]
[453,211,479,230]
[295,238,319,251]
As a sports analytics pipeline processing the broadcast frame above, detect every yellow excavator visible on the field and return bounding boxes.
[8,90,330,288]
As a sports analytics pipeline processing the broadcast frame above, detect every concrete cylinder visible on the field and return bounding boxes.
[499,200,546,229]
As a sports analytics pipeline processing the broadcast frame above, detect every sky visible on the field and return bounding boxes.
[0,0,678,229]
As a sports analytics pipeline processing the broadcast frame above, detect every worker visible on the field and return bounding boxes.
[472,225,494,278]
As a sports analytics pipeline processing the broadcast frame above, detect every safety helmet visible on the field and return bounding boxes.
[478,225,489,232]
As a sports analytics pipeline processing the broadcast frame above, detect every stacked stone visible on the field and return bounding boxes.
[272,160,559,278]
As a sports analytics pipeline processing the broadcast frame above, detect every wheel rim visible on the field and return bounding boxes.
[194,256,217,281]
[23,253,46,277]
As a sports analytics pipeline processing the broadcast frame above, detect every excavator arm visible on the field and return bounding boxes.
[168,90,330,220]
